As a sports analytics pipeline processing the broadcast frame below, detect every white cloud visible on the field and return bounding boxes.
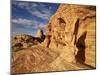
[13,2,29,8]
[29,19,46,30]
[29,7,52,20]
[13,1,52,20]
[12,18,33,26]
[30,7,52,20]
[30,10,50,20]
[13,2,38,9]
[32,3,38,7]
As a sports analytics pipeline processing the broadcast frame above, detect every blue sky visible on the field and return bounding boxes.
[11,1,59,36]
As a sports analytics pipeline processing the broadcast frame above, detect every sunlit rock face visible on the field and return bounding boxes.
[35,26,45,40]
[12,4,96,74]
[12,45,59,74]
[43,4,96,67]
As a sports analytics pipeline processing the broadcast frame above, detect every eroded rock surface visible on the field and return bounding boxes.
[12,4,96,74]
[12,27,45,52]
[43,4,96,66]
[12,46,59,74]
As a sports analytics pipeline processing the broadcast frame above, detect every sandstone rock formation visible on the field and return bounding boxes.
[12,45,59,74]
[43,4,96,67]
[11,4,96,74]
[35,26,45,39]
[12,34,45,52]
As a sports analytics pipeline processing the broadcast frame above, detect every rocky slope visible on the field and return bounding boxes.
[12,45,59,74]
[12,4,96,74]
[12,27,45,52]
[12,34,42,52]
